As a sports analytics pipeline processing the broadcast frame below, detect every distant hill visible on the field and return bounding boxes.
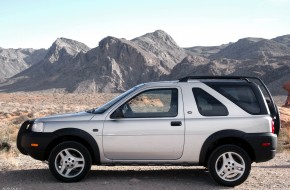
[185,44,229,58]
[0,48,47,78]
[210,37,290,60]
[0,31,289,102]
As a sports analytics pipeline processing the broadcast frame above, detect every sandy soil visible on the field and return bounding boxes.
[0,152,289,189]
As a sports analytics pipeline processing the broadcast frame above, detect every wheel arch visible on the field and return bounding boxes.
[199,130,255,166]
[44,128,100,165]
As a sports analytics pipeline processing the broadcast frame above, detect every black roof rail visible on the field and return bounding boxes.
[178,76,253,82]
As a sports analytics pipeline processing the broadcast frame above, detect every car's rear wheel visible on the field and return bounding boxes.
[208,145,251,187]
[48,141,92,182]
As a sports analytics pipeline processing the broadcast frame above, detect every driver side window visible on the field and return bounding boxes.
[116,88,178,118]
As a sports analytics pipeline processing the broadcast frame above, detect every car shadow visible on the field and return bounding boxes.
[0,167,231,189]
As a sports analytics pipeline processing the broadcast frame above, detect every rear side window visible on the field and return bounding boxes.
[214,86,260,114]
[192,88,228,116]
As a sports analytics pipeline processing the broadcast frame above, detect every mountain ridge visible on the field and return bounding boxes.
[0,30,289,102]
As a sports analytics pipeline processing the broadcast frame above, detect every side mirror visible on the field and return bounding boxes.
[110,107,124,119]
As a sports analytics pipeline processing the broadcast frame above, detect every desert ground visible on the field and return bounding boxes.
[0,92,290,189]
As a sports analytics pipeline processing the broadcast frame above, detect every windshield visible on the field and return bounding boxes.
[91,84,144,114]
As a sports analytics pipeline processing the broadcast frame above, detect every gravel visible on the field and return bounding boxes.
[0,152,289,189]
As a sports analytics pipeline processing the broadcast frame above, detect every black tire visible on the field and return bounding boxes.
[48,141,92,182]
[208,145,251,187]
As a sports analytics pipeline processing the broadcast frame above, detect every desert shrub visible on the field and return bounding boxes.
[3,113,12,119]
[27,112,34,118]
[0,122,19,153]
[0,142,11,152]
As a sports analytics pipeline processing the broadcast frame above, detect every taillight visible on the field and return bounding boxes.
[271,120,275,134]
[261,142,271,147]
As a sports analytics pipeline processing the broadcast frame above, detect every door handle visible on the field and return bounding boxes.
[171,121,182,126]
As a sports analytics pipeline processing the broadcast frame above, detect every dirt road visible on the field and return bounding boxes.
[0,153,290,190]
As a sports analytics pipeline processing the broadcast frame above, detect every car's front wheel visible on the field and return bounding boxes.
[48,141,92,182]
[208,145,251,187]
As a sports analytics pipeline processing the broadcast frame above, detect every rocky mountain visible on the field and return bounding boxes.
[0,30,289,103]
[0,47,47,79]
[0,38,90,92]
[70,36,169,93]
[166,35,290,104]
[132,30,186,69]
[167,56,210,79]
[0,31,183,93]
[210,37,290,60]
[272,34,290,47]
[45,37,91,63]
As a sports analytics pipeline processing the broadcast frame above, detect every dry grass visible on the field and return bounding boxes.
[277,127,290,152]
[278,106,290,152]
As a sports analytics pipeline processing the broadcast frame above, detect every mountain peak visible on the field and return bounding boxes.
[54,37,72,46]
[132,30,186,68]
[52,37,90,52]
[152,29,170,37]
[46,38,90,63]
[238,37,264,43]
[99,36,123,45]
[135,30,177,45]
[99,36,142,54]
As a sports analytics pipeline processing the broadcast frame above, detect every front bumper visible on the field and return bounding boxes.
[244,133,277,163]
[17,120,56,161]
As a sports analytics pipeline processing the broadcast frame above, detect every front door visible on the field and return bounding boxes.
[103,88,185,160]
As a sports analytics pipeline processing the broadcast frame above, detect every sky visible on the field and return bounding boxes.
[0,0,290,49]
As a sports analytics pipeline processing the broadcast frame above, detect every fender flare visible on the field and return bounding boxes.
[199,130,248,165]
[49,128,100,164]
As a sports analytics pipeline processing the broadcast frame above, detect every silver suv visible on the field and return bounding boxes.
[17,76,280,187]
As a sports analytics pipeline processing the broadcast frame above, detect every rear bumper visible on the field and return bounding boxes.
[17,120,56,161]
[244,133,277,162]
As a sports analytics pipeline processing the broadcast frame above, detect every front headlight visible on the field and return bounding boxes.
[31,122,45,132]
